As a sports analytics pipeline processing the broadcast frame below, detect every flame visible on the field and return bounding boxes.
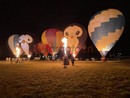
[72,52,76,58]
[27,54,31,58]
[61,37,67,55]
[16,47,21,58]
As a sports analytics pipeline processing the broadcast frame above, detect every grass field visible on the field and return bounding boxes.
[0,60,130,98]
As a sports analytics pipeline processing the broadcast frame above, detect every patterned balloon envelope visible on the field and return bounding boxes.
[8,34,22,56]
[64,23,87,57]
[41,28,64,55]
[33,42,52,56]
[18,34,33,56]
[88,9,125,58]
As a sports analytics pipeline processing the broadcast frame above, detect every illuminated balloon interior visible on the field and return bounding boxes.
[88,9,125,58]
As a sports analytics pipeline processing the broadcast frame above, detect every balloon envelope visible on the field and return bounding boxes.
[33,42,52,56]
[8,34,21,56]
[64,23,87,57]
[88,9,125,57]
[18,34,33,55]
[41,28,63,55]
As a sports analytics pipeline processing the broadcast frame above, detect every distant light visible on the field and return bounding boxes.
[16,47,20,58]
[27,54,31,58]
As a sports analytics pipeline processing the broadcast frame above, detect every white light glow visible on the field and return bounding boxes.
[72,52,76,58]
[16,47,21,58]
[27,54,31,58]
[61,37,67,55]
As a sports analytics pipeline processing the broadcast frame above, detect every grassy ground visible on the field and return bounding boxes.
[0,60,130,98]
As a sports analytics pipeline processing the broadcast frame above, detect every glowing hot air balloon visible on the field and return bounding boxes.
[41,28,64,59]
[88,9,125,60]
[18,34,33,56]
[8,34,22,57]
[33,42,52,56]
[64,23,87,57]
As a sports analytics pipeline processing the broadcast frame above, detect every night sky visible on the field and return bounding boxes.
[0,0,129,59]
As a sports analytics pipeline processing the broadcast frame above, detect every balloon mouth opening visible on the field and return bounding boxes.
[99,51,108,57]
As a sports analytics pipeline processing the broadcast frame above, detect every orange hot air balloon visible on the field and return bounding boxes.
[88,9,125,60]
[33,42,52,56]
[41,28,64,56]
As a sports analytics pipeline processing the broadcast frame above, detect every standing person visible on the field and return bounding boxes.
[71,57,75,66]
[63,56,69,68]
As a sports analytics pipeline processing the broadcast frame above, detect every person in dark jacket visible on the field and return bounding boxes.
[71,57,75,66]
[63,56,69,68]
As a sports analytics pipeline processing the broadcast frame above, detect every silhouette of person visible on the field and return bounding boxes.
[63,56,69,68]
[71,57,75,66]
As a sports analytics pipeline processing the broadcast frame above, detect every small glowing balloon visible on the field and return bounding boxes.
[33,42,52,56]
[8,34,22,56]
[88,9,125,59]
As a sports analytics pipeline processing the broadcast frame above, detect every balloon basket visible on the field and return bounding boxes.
[101,57,107,62]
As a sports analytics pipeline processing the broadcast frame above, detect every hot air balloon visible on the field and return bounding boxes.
[64,23,87,58]
[33,42,52,56]
[88,9,125,60]
[8,34,23,57]
[18,34,33,57]
[41,28,64,59]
